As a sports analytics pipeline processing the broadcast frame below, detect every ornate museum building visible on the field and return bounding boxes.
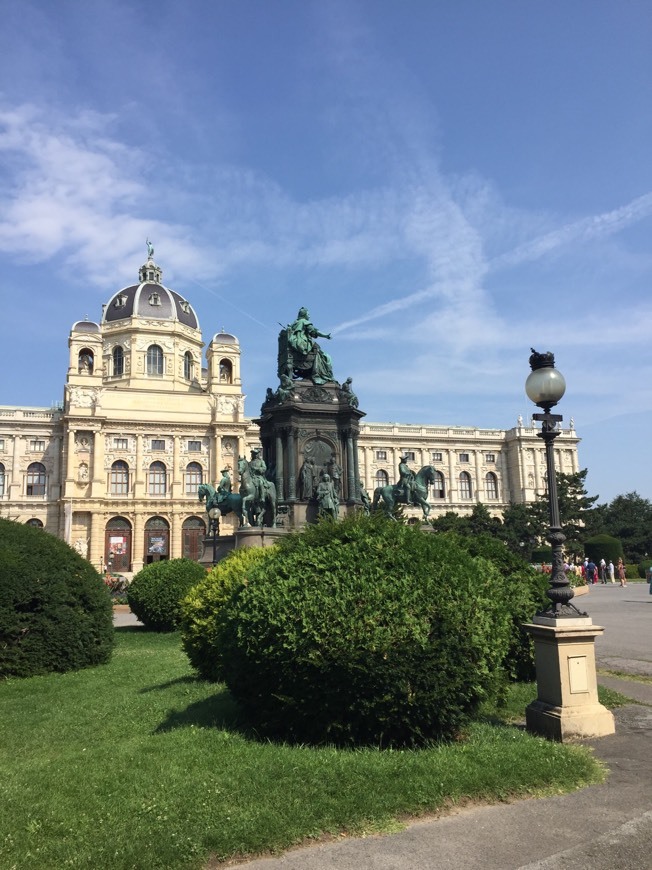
[0,251,580,574]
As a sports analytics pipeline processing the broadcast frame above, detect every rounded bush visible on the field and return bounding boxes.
[637,559,652,579]
[217,515,513,747]
[0,518,114,678]
[181,546,275,682]
[435,532,549,682]
[531,546,553,564]
[127,558,207,631]
[584,534,623,564]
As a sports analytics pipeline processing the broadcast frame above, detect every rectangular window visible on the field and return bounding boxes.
[151,439,165,451]
[0,438,5,452]
[404,451,416,461]
[114,438,128,450]
[29,440,46,452]
[485,453,496,463]
[459,453,469,463]
[188,440,202,452]
[431,451,442,462]
[376,450,387,460]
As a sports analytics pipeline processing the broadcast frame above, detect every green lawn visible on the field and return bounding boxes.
[0,628,613,870]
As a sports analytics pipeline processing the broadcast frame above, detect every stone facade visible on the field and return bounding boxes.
[0,255,580,573]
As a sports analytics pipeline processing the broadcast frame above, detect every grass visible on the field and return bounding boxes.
[0,629,609,870]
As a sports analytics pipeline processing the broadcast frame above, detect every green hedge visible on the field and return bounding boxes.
[127,559,207,631]
[584,534,623,564]
[625,563,641,580]
[531,547,553,564]
[637,559,652,579]
[181,546,275,681]
[216,514,514,747]
[0,519,113,678]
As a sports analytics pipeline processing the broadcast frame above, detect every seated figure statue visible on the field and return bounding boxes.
[279,307,335,384]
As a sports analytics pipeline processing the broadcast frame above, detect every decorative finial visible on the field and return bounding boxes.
[529,348,555,371]
[146,238,154,259]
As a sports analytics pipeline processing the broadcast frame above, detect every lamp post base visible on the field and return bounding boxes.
[523,617,615,741]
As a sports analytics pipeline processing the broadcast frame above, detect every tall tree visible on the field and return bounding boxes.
[589,492,652,563]
[500,502,543,560]
[526,469,598,558]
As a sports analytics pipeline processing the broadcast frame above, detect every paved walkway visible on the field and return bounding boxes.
[115,585,652,869]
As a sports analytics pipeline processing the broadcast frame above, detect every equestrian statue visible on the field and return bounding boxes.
[198,482,246,528]
[238,450,277,527]
[372,462,436,521]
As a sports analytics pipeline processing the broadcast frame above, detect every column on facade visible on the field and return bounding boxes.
[49,435,61,500]
[170,511,183,560]
[518,439,527,501]
[89,511,104,573]
[364,446,373,493]
[134,433,144,497]
[390,447,398,486]
[286,427,297,500]
[275,432,285,500]
[448,449,456,503]
[533,447,542,493]
[212,434,222,486]
[474,450,483,502]
[91,429,105,498]
[9,434,21,498]
[132,511,145,573]
[237,435,247,462]
[172,435,181,498]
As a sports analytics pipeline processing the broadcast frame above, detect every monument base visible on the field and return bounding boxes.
[523,616,615,742]
[198,534,235,567]
[235,527,289,549]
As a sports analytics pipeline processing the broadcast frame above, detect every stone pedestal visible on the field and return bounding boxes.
[523,616,615,741]
[198,534,236,567]
[235,527,289,549]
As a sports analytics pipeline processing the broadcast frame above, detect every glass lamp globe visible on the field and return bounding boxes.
[208,507,221,520]
[525,366,566,407]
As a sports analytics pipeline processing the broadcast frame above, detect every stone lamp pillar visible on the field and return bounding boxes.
[523,350,614,741]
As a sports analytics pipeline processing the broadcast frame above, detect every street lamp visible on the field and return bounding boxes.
[208,506,221,565]
[525,348,584,617]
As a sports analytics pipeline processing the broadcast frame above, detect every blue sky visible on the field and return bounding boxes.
[1,0,651,503]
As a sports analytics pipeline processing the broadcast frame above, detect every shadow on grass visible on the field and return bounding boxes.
[114,625,146,634]
[154,687,249,736]
[140,674,199,692]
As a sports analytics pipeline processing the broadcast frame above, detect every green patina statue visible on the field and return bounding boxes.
[198,482,245,527]
[359,479,371,515]
[372,464,436,521]
[278,307,335,384]
[317,472,339,520]
[238,452,277,527]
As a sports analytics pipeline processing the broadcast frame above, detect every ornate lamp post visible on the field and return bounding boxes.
[208,506,221,566]
[525,348,584,617]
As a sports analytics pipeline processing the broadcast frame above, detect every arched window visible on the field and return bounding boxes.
[113,346,124,376]
[182,516,206,560]
[149,461,167,496]
[144,516,169,561]
[185,462,202,495]
[110,460,129,495]
[219,359,233,383]
[0,462,5,497]
[105,516,132,572]
[432,470,445,499]
[183,351,193,380]
[459,471,472,500]
[146,344,164,376]
[375,469,389,487]
[26,518,43,527]
[26,462,46,496]
[485,472,498,500]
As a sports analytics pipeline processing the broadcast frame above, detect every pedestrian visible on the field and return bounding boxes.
[599,558,607,583]
[608,560,615,584]
[617,558,627,587]
[586,560,597,584]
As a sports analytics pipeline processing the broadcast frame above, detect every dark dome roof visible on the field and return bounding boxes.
[72,320,101,333]
[211,331,239,345]
[102,282,199,330]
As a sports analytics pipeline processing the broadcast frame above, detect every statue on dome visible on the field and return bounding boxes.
[146,238,154,259]
[278,307,335,384]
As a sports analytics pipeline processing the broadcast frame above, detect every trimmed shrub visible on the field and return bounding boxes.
[435,532,549,681]
[216,514,513,747]
[181,546,275,682]
[127,558,207,631]
[625,563,640,580]
[637,559,652,580]
[584,534,623,564]
[0,519,114,678]
[531,546,553,564]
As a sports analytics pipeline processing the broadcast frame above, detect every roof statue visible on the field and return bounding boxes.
[278,307,335,384]
[146,238,154,259]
